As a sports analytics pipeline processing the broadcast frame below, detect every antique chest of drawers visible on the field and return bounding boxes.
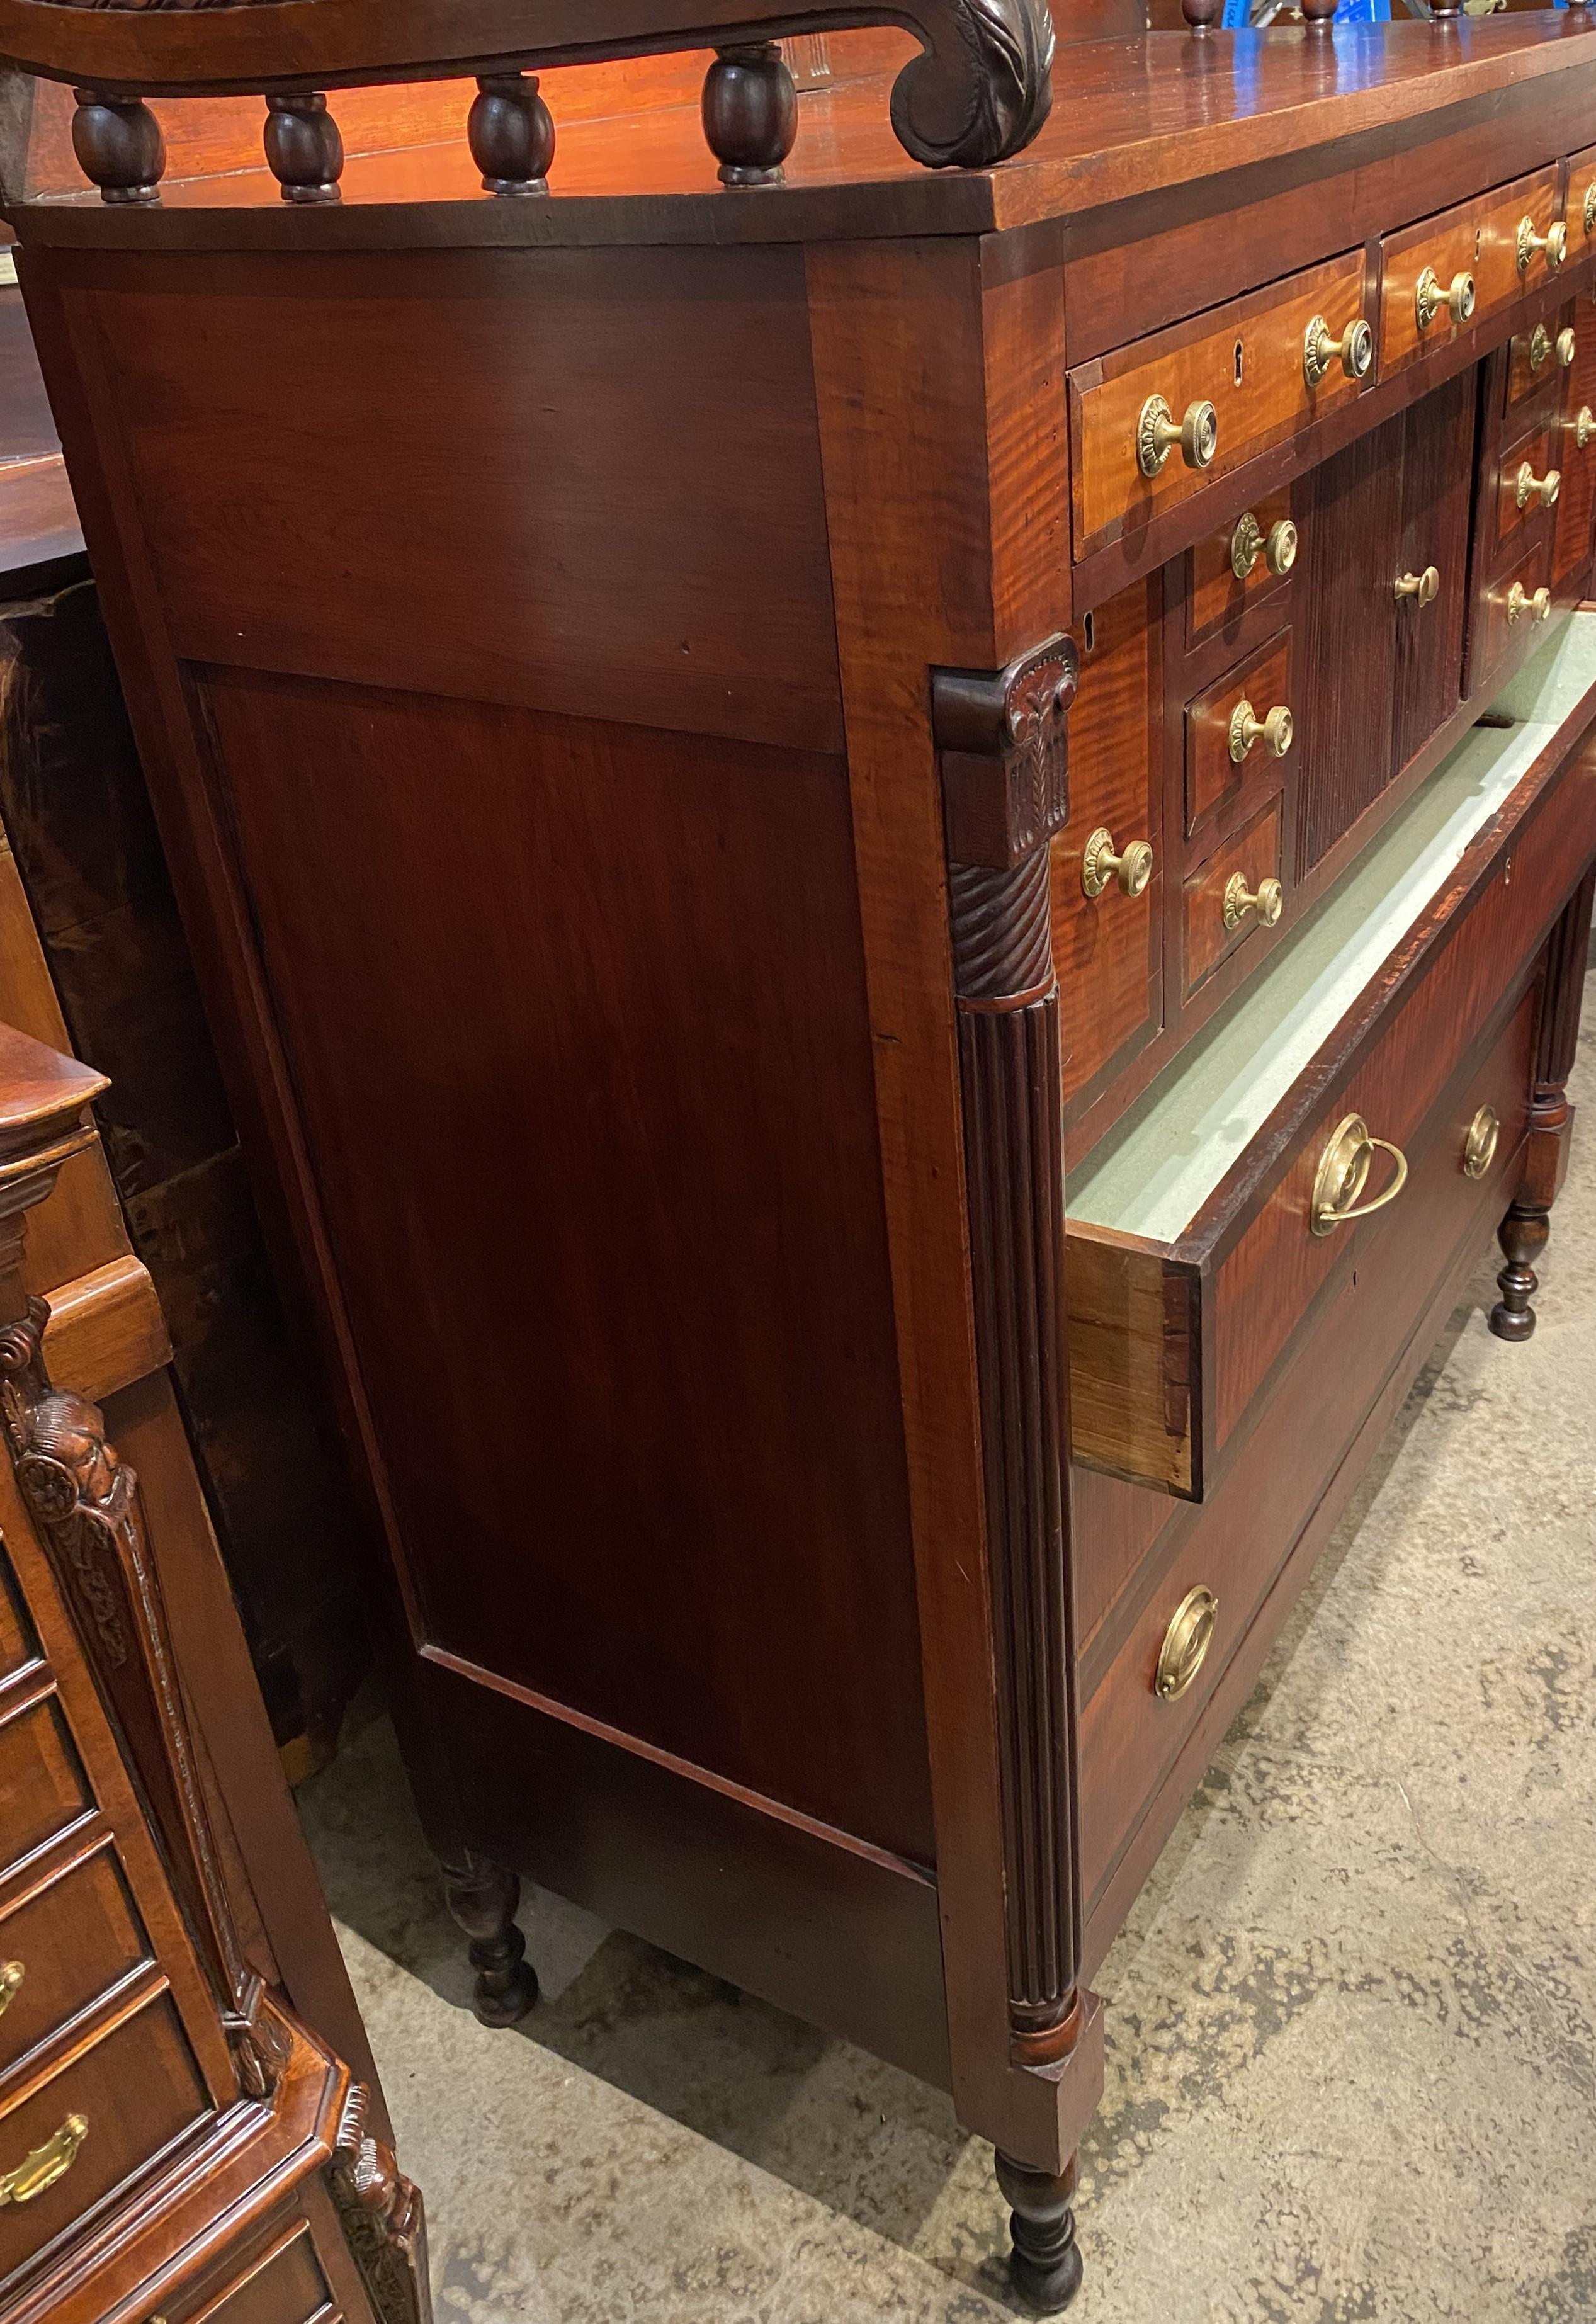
[1,3,1594,2308]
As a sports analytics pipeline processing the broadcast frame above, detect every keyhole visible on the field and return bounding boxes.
[1234,339,1245,386]
[1083,611,1096,655]
[1474,227,1482,263]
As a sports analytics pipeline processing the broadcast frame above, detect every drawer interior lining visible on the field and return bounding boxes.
[1070,609,1596,1242]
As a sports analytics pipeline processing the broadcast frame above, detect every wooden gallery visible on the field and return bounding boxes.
[0,0,1588,2313]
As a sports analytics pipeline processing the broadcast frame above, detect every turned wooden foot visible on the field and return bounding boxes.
[996,2151,1083,2313]
[441,1852,539,2025]
[1489,1199,1550,1341]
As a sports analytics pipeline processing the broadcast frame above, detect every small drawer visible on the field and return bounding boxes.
[1184,628,1294,841]
[1505,303,1575,410]
[1070,249,1369,557]
[1553,292,1596,588]
[0,1563,33,1693]
[0,1846,150,2086]
[1379,167,1563,380]
[184,2223,334,2324]
[1494,420,1563,552]
[1182,796,1283,999]
[1186,490,1296,650]
[1065,619,1596,1500]
[0,1993,210,2284]
[1469,531,1554,704]
[1570,142,1596,268]
[1078,987,1537,1909]
[0,1695,93,1878]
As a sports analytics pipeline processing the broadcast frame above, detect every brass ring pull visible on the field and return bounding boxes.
[1223,873,1284,932]
[0,2114,88,2207]
[1415,266,1474,331]
[1507,581,1553,626]
[0,1962,23,2019]
[1230,511,1297,581]
[1394,566,1440,606]
[1515,461,1561,511]
[1081,827,1153,900]
[1310,1113,1409,1237]
[1303,313,1372,388]
[1517,215,1568,273]
[1228,698,1293,763]
[1463,1104,1500,1182]
[1137,394,1218,479]
[1156,1587,1218,1703]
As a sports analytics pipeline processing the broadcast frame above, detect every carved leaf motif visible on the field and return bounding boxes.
[891,0,1056,170]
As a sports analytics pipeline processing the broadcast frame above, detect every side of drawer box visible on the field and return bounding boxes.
[1070,249,1369,558]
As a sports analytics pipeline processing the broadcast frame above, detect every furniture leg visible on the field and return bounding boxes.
[440,1851,539,2025]
[1490,1199,1549,1340]
[995,2150,1084,2313]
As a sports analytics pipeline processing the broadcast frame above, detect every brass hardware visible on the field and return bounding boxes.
[1507,581,1553,625]
[0,1962,23,2019]
[0,2114,88,2207]
[1310,1113,1409,1236]
[1463,1104,1500,1182]
[1393,566,1440,607]
[1228,698,1293,763]
[1082,827,1153,901]
[1415,266,1475,331]
[1137,394,1218,479]
[1156,1587,1218,1703]
[1303,312,1373,388]
[1577,405,1596,452]
[1517,215,1568,273]
[1558,326,1578,370]
[1587,181,1596,237]
[1515,461,1561,511]
[1230,510,1297,581]
[1529,320,1552,373]
[1222,873,1284,931]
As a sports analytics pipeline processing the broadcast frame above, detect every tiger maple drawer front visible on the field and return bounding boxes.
[1182,796,1284,999]
[1380,167,1563,380]
[1185,628,1294,841]
[1186,492,1297,650]
[1078,988,1536,1913]
[0,1693,93,1876]
[1505,305,1574,410]
[1065,607,1596,1504]
[1469,531,1554,703]
[1070,250,1369,556]
[0,1845,150,2086]
[1495,418,1562,555]
[0,1993,210,2284]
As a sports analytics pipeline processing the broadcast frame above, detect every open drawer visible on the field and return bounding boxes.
[1065,611,1596,1499]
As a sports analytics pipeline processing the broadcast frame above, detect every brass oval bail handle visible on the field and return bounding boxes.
[1310,1113,1410,1236]
[0,1961,23,2019]
[1463,1104,1500,1182]
[1156,1587,1218,1703]
[0,2114,88,2208]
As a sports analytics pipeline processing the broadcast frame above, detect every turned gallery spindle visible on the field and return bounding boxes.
[71,90,165,205]
[1301,0,1338,31]
[467,72,556,195]
[701,43,798,187]
[264,91,344,204]
[1180,0,1225,31]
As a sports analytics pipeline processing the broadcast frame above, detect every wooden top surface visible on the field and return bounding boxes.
[13,19,1596,249]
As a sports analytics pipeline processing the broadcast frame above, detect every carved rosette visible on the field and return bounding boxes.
[934,636,1082,2062]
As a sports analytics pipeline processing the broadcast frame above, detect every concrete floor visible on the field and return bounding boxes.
[298,1003,1596,2324]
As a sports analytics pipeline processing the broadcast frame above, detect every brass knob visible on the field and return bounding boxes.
[1223,873,1284,931]
[1155,1586,1218,1703]
[1137,394,1218,479]
[1507,581,1553,625]
[1529,320,1553,373]
[1393,566,1440,606]
[1310,1113,1409,1236]
[1558,326,1578,370]
[0,1962,23,2019]
[1303,313,1373,388]
[1228,698,1293,763]
[1576,405,1595,451]
[1463,1103,1500,1182]
[1586,181,1596,237]
[1515,461,1561,511]
[1517,215,1568,273]
[1230,511,1298,581]
[0,2114,88,2208]
[1415,266,1475,331]
[1082,827,1153,900]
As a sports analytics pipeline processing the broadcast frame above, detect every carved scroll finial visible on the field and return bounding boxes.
[264,92,344,204]
[467,71,555,195]
[890,0,1055,171]
[71,90,166,206]
[933,635,1083,2066]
